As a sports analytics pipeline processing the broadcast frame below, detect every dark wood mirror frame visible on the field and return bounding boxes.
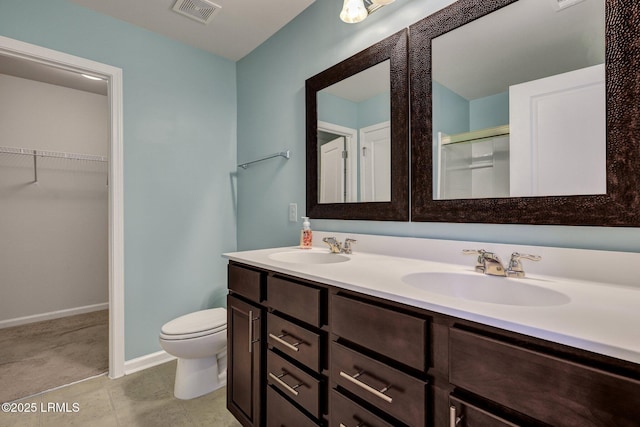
[306,29,409,221]
[409,0,640,226]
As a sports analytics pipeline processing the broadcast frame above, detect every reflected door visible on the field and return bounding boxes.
[510,64,605,197]
[320,136,345,203]
[360,122,391,202]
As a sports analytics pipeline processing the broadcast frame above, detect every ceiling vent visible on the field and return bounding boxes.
[172,0,221,24]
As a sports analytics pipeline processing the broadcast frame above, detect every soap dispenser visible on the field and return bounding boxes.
[300,217,312,249]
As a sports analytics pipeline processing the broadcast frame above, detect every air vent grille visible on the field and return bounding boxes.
[172,0,221,24]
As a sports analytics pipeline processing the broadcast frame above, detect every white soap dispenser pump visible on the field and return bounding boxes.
[300,217,312,249]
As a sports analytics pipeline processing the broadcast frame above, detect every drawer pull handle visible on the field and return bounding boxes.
[449,406,463,426]
[269,332,302,352]
[339,423,367,427]
[268,371,303,397]
[339,370,393,403]
[248,310,260,353]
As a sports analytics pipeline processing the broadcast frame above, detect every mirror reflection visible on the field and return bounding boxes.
[317,60,391,203]
[432,0,605,200]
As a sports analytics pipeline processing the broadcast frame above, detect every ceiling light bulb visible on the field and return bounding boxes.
[371,0,395,5]
[340,0,368,23]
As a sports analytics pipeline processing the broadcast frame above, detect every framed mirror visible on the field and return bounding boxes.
[306,29,409,221]
[409,0,640,225]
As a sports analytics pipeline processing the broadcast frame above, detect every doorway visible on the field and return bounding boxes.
[0,36,124,383]
[317,121,357,203]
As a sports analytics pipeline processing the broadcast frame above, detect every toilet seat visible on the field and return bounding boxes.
[160,308,227,340]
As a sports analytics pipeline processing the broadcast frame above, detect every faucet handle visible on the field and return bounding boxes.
[463,249,487,273]
[507,252,541,278]
[322,237,342,253]
[342,238,357,254]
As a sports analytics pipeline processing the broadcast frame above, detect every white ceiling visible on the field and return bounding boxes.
[0,0,315,94]
[433,0,604,100]
[322,60,390,103]
[69,0,316,61]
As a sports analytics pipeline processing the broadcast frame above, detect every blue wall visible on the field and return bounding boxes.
[470,91,509,130]
[433,81,470,137]
[318,91,358,129]
[236,0,640,253]
[0,0,237,359]
[358,92,390,128]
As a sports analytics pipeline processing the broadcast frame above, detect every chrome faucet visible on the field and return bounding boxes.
[323,237,342,253]
[342,238,357,254]
[506,252,542,278]
[322,237,357,254]
[463,249,506,276]
[464,249,541,278]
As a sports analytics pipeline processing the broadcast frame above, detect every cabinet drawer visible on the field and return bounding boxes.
[267,349,322,418]
[267,312,322,372]
[449,395,519,427]
[266,386,318,427]
[268,276,323,327]
[330,389,394,427]
[331,294,428,371]
[331,342,428,427]
[228,264,263,302]
[450,328,640,427]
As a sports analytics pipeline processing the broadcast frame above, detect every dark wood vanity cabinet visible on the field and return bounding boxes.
[228,262,329,427]
[228,262,640,427]
[265,274,328,426]
[227,264,266,427]
[447,327,640,427]
[330,293,430,427]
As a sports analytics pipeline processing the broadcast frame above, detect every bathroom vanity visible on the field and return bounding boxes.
[225,232,640,427]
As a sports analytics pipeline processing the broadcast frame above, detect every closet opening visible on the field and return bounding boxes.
[0,36,124,402]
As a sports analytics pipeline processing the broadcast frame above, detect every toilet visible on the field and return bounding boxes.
[159,308,227,400]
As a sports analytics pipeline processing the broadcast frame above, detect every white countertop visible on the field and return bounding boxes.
[223,231,640,365]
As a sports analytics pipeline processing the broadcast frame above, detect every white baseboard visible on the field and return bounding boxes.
[123,350,176,376]
[0,302,109,329]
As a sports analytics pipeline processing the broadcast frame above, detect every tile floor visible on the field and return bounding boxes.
[0,361,242,427]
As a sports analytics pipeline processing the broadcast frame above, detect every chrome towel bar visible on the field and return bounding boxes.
[238,150,290,169]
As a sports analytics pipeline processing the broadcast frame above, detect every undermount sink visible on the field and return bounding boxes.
[401,272,570,307]
[268,250,350,264]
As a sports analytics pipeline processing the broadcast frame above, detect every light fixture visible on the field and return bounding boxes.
[340,0,396,24]
[340,0,368,23]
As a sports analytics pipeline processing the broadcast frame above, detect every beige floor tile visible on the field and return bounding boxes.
[177,386,241,427]
[0,397,41,427]
[150,360,177,391]
[40,388,116,427]
[0,362,241,426]
[113,400,196,427]
[108,369,173,408]
[41,374,110,401]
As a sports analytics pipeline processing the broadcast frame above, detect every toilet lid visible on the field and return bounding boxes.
[161,308,227,336]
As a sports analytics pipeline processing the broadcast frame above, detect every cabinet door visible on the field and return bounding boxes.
[227,294,263,427]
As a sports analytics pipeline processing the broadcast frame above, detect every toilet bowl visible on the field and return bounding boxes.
[159,307,227,400]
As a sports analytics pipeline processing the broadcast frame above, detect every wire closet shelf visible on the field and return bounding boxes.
[0,145,108,183]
